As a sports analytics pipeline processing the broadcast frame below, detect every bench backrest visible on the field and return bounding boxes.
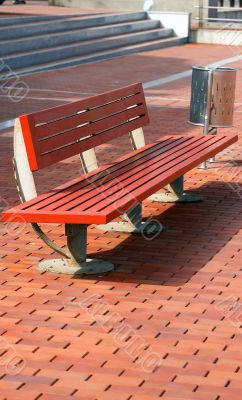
[20,83,149,172]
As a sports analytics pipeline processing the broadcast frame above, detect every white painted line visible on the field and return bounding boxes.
[145,96,189,102]
[207,53,242,68]
[0,119,14,130]
[144,53,242,89]
[144,70,191,89]
[1,86,97,96]
[0,94,73,102]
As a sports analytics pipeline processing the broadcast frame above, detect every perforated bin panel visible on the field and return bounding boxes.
[189,66,237,128]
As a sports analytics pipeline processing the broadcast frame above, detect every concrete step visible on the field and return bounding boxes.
[2,28,174,71]
[0,12,147,40]
[0,14,78,27]
[0,19,161,56]
[0,11,186,78]
[0,36,186,79]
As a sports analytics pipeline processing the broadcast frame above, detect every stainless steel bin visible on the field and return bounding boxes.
[189,66,237,128]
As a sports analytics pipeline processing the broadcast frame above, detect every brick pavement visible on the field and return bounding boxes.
[0,42,242,400]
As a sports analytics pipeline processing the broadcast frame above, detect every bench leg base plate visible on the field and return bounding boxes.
[98,220,163,235]
[37,258,114,275]
[148,192,204,203]
[149,177,204,203]
[198,162,208,170]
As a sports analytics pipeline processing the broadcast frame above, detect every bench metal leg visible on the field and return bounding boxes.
[38,224,114,275]
[98,203,163,234]
[31,222,69,258]
[148,176,204,203]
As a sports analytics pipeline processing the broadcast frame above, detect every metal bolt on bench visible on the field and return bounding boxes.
[189,66,237,169]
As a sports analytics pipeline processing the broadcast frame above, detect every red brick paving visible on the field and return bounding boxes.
[0,41,242,400]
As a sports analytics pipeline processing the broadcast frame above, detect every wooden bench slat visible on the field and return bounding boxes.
[101,134,238,220]
[2,134,237,225]
[35,92,145,140]
[32,83,143,124]
[13,136,178,212]
[5,210,105,225]
[49,136,196,212]
[8,133,173,212]
[65,135,218,213]
[35,136,189,212]
[37,114,149,170]
[38,104,147,155]
[20,83,149,171]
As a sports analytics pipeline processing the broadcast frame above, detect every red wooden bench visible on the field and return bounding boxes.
[2,83,238,275]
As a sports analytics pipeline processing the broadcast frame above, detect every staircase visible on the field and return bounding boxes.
[0,12,187,78]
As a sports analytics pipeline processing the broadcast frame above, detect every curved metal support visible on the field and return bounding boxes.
[13,157,69,258]
[80,148,99,174]
[32,222,69,258]
[13,118,69,259]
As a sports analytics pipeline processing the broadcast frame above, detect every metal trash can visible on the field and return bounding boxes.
[189,65,237,168]
[189,66,237,128]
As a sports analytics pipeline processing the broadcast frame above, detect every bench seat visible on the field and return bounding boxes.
[3,133,237,226]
